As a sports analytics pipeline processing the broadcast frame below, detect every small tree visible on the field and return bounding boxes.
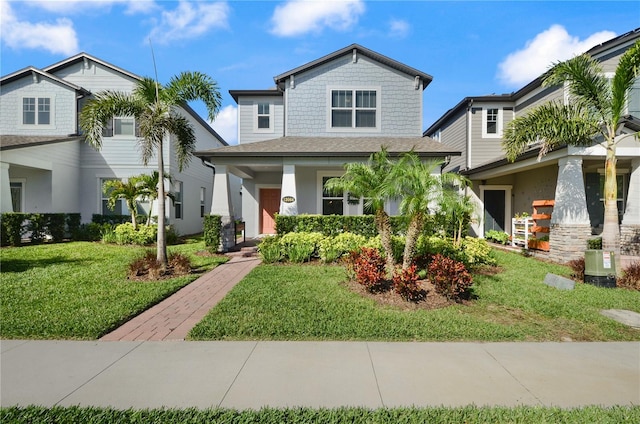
[137,171,175,226]
[103,178,144,230]
[324,147,396,275]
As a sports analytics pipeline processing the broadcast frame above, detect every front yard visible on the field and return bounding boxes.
[189,249,640,341]
[0,238,227,339]
[1,239,638,341]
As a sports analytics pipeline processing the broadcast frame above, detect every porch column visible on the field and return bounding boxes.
[279,164,298,216]
[0,163,12,213]
[211,165,235,252]
[621,158,640,255]
[549,157,591,262]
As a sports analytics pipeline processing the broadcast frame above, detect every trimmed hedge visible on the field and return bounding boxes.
[275,214,412,237]
[1,212,81,246]
[204,215,222,252]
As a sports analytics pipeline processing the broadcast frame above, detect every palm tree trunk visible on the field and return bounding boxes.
[156,140,168,267]
[128,200,138,230]
[402,215,423,270]
[375,209,395,276]
[602,139,621,274]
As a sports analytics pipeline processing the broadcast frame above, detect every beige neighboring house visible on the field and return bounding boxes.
[196,44,461,250]
[424,28,640,262]
[0,53,240,236]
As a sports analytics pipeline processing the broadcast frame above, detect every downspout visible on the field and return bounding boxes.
[466,99,473,170]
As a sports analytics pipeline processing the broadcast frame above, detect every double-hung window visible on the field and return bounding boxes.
[102,117,137,137]
[22,97,50,125]
[174,181,183,219]
[482,107,503,138]
[329,88,378,130]
[101,178,124,215]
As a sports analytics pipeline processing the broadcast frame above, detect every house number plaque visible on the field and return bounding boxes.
[282,196,295,203]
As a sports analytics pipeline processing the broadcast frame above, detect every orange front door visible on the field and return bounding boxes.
[260,188,281,234]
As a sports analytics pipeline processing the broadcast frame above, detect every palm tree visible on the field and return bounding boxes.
[324,147,396,275]
[137,171,175,226]
[80,72,221,266]
[503,40,640,258]
[103,177,144,229]
[385,152,468,269]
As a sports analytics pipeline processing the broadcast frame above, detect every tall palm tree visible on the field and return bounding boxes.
[80,72,221,266]
[503,40,640,258]
[137,171,175,226]
[103,177,144,229]
[385,152,468,269]
[324,147,396,275]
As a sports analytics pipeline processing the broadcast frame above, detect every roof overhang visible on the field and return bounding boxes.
[0,135,83,151]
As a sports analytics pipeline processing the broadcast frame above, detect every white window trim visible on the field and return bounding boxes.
[479,184,512,238]
[317,171,347,215]
[19,96,55,129]
[481,106,503,138]
[174,181,183,220]
[9,179,26,213]
[253,102,274,133]
[326,86,381,133]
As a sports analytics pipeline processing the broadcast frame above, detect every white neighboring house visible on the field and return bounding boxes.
[0,53,241,236]
[196,44,460,249]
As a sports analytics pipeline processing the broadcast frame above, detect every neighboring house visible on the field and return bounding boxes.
[0,53,240,236]
[196,44,460,248]
[425,28,640,261]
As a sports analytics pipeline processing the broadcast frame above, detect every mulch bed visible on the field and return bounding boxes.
[342,278,455,311]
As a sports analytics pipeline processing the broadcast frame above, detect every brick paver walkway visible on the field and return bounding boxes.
[100,254,261,342]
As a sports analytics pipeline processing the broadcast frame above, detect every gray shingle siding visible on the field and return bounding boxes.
[285,55,422,137]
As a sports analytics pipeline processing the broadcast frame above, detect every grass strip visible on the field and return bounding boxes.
[2,405,639,423]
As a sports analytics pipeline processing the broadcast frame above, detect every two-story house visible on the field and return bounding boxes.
[425,28,640,261]
[0,53,240,236]
[196,44,460,248]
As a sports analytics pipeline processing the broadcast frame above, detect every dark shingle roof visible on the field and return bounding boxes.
[196,136,460,158]
[0,135,83,151]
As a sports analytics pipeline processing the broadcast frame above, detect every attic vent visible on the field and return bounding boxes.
[83,57,90,70]
[31,71,39,84]
[352,49,357,63]
[414,76,420,90]
[290,75,295,89]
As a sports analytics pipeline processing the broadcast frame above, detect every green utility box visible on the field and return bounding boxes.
[584,249,617,288]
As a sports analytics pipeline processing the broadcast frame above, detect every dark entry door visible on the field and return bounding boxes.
[484,190,505,233]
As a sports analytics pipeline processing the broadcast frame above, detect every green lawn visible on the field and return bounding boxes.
[0,238,227,340]
[2,405,639,423]
[189,250,640,341]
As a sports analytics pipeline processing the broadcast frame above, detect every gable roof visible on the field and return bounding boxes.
[0,66,90,95]
[273,44,433,89]
[196,136,459,159]
[44,52,141,81]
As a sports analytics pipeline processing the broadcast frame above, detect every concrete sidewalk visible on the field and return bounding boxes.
[2,340,638,409]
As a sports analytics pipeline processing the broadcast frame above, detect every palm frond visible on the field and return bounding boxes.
[166,71,222,121]
[503,101,599,162]
[135,77,163,104]
[611,40,640,128]
[79,91,139,148]
[166,113,196,171]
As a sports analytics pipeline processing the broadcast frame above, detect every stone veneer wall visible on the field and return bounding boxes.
[219,216,236,253]
[548,224,592,263]
[621,225,640,256]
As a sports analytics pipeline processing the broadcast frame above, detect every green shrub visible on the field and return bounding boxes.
[258,236,283,263]
[1,213,27,246]
[203,215,222,252]
[26,213,47,243]
[45,213,66,242]
[485,230,510,245]
[587,237,602,250]
[275,214,412,237]
[318,232,368,263]
[460,237,496,267]
[112,223,156,245]
[66,213,82,240]
[279,232,324,262]
[91,214,132,225]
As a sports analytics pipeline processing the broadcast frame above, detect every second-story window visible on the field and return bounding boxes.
[482,107,503,138]
[23,97,50,125]
[257,103,270,129]
[330,89,377,129]
[102,117,138,137]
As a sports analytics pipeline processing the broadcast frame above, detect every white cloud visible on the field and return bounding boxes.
[270,0,365,37]
[147,0,229,45]
[209,105,238,145]
[26,0,156,14]
[1,0,79,55]
[388,18,409,39]
[498,25,616,86]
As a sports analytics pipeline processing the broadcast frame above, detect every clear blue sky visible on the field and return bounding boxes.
[2,0,639,144]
